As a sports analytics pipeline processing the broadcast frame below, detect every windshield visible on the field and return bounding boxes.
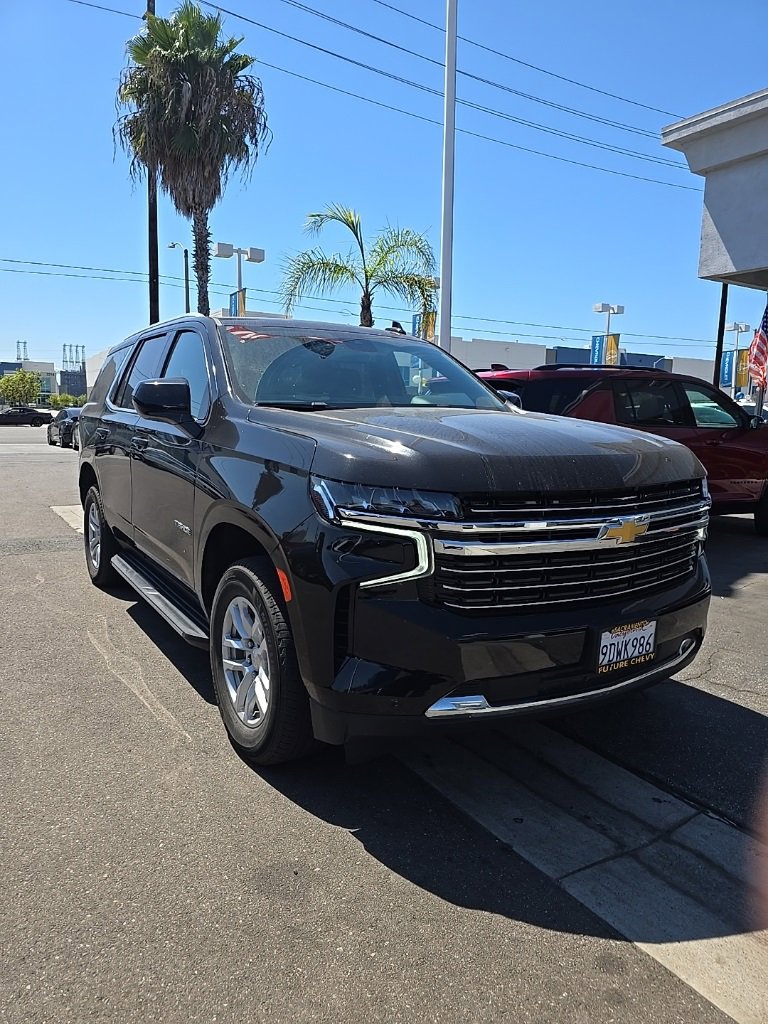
[219,323,505,411]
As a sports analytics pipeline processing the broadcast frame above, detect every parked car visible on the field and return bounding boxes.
[0,405,52,427]
[477,364,768,534]
[47,407,80,447]
[79,318,710,764]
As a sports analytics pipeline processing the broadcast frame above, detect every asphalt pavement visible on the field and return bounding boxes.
[1,425,766,1024]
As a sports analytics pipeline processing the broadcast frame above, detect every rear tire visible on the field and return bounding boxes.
[47,430,56,446]
[31,417,43,428]
[756,494,768,537]
[83,486,119,588]
[210,557,314,765]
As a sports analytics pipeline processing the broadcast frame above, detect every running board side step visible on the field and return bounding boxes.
[111,554,209,648]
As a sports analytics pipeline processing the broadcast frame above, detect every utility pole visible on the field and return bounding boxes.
[146,0,159,325]
[713,282,728,387]
[437,0,458,352]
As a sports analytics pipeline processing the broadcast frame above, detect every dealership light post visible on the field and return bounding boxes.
[214,242,265,314]
[168,242,190,314]
[725,321,750,396]
[437,0,458,351]
[593,302,624,363]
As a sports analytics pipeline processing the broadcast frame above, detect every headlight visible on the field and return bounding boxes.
[311,477,462,524]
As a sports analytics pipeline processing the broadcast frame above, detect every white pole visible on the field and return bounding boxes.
[437,0,458,351]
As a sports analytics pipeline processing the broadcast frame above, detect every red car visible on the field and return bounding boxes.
[476,364,768,534]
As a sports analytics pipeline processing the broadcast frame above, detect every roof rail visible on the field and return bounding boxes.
[532,363,672,372]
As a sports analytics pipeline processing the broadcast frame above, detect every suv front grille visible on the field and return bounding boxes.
[423,482,708,612]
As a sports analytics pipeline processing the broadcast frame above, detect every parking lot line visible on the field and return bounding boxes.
[50,505,84,533]
[401,726,768,1024]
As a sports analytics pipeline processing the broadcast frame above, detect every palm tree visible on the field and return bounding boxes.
[281,204,438,329]
[116,1,269,315]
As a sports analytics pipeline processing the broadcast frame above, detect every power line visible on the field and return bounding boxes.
[256,59,699,191]
[267,0,664,141]
[64,0,697,189]
[67,0,139,16]
[208,1,662,143]
[368,0,682,119]
[0,260,716,348]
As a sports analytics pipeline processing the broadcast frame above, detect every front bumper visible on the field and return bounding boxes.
[306,579,710,744]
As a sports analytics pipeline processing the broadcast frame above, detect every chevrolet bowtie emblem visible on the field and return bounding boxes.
[600,515,651,545]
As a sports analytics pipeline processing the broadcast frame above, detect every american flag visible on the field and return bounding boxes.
[749,303,768,387]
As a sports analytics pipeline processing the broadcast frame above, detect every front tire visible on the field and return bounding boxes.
[83,486,119,588]
[47,429,56,446]
[210,558,313,765]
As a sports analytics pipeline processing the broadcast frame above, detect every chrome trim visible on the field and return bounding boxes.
[434,525,706,558]
[351,520,434,589]
[424,641,698,718]
[438,536,698,574]
[337,500,711,536]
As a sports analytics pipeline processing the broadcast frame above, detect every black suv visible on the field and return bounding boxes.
[79,317,711,763]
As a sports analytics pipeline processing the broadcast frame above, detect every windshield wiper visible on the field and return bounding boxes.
[253,400,329,410]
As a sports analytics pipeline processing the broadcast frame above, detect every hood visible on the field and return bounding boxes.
[250,406,704,493]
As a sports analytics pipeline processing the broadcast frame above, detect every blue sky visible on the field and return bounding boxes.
[1,0,767,367]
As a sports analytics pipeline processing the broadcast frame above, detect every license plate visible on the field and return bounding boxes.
[598,620,657,674]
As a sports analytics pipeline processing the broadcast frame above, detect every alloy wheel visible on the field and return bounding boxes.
[221,596,271,727]
[87,502,101,569]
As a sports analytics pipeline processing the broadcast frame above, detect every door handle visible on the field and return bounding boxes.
[131,437,149,451]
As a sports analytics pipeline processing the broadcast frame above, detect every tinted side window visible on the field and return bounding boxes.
[114,334,168,410]
[515,379,591,415]
[613,380,690,427]
[88,347,131,407]
[162,330,211,420]
[682,384,743,428]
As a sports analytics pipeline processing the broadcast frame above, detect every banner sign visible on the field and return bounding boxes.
[736,348,750,389]
[720,349,735,387]
[605,334,620,365]
[590,335,606,364]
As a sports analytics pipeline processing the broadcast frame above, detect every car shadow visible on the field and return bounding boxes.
[245,678,768,946]
[123,595,216,705]
[706,514,768,598]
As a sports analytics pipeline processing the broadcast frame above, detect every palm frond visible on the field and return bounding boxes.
[374,272,439,316]
[280,248,362,315]
[304,203,366,263]
[368,225,436,283]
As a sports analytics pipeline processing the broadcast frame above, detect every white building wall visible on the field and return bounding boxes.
[670,357,715,381]
[447,338,547,370]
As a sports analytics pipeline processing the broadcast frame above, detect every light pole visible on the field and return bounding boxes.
[725,322,750,396]
[437,0,458,351]
[168,242,190,314]
[593,302,624,363]
[214,242,265,314]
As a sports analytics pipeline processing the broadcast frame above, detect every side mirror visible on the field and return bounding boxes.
[497,389,522,409]
[133,379,201,435]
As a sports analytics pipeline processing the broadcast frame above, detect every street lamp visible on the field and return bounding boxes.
[168,242,190,314]
[593,302,624,339]
[214,242,265,314]
[725,322,751,396]
[725,322,751,348]
[593,302,624,364]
